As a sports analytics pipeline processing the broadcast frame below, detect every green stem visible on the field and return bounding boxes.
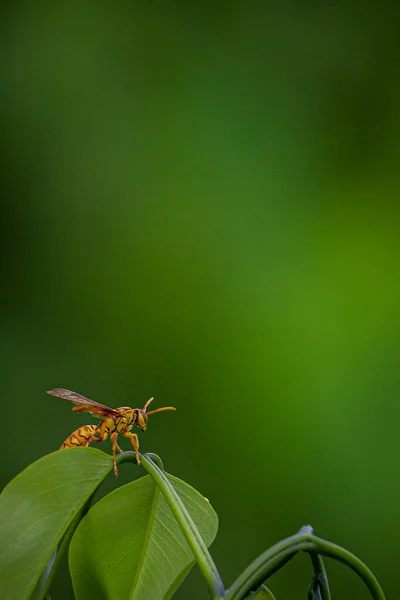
[143,452,164,470]
[308,575,319,600]
[118,451,225,599]
[309,554,331,600]
[225,526,386,600]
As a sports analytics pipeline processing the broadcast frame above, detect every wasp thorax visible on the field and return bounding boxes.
[117,407,134,419]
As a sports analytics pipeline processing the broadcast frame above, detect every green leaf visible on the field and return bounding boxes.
[0,448,113,600]
[69,473,218,600]
[245,585,277,600]
[253,585,277,599]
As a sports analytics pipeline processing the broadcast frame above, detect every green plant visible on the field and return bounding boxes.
[0,448,387,600]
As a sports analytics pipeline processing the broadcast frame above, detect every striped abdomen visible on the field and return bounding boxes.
[60,424,98,449]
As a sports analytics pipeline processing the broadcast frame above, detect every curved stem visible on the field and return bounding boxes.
[311,534,385,599]
[225,526,386,600]
[225,530,305,600]
[118,451,224,599]
[143,452,164,470]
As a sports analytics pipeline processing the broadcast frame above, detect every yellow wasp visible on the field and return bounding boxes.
[48,388,176,477]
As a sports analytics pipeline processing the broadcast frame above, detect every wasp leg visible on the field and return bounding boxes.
[110,432,121,477]
[91,433,107,443]
[92,420,109,443]
[122,431,140,465]
[90,428,122,453]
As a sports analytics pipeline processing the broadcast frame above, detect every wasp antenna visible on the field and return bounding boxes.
[143,397,154,411]
[146,406,176,416]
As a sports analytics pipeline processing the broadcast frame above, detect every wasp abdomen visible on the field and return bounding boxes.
[60,424,98,449]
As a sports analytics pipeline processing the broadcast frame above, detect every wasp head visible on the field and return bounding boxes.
[136,409,149,431]
[137,397,176,431]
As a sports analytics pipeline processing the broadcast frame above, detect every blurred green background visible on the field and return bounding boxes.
[2,2,400,599]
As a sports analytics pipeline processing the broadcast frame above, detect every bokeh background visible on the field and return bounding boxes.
[2,2,400,599]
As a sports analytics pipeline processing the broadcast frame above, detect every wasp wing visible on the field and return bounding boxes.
[47,388,119,418]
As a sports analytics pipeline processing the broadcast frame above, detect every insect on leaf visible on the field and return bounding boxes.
[69,474,218,600]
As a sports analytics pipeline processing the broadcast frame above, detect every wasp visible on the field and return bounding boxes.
[47,388,176,477]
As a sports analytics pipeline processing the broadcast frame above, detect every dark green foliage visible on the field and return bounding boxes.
[0,449,112,600]
[0,450,387,600]
[69,474,218,600]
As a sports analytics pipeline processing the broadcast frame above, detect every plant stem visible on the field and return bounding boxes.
[312,554,331,600]
[309,554,331,600]
[118,451,225,599]
[225,525,386,600]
